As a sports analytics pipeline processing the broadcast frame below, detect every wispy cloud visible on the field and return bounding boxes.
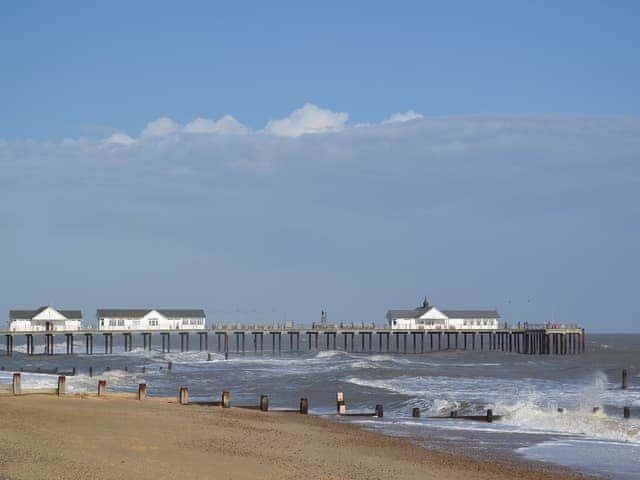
[103,132,136,145]
[383,109,424,124]
[97,104,424,143]
[141,116,180,137]
[262,103,349,137]
[183,115,249,135]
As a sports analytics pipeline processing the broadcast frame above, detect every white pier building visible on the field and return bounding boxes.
[386,297,500,330]
[9,306,83,332]
[97,309,206,331]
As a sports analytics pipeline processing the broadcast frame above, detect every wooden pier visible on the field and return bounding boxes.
[0,325,585,356]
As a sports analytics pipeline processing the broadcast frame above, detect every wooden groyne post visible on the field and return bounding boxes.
[260,394,269,412]
[624,407,631,419]
[98,380,107,396]
[375,404,383,418]
[138,383,147,400]
[622,369,628,390]
[300,398,309,414]
[412,407,420,418]
[486,409,493,423]
[57,376,66,396]
[179,387,189,405]
[222,390,231,408]
[12,373,21,395]
[336,392,346,415]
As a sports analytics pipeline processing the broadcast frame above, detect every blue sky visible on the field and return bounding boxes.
[1,2,639,331]
[2,1,639,138]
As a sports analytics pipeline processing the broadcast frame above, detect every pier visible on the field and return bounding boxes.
[1,325,585,356]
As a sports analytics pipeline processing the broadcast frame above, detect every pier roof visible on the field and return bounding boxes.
[386,308,430,320]
[386,308,500,320]
[10,308,82,319]
[97,309,206,318]
[442,310,500,319]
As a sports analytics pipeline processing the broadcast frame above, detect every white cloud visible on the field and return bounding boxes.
[183,115,249,135]
[383,110,424,124]
[263,103,348,137]
[103,132,136,145]
[141,117,180,137]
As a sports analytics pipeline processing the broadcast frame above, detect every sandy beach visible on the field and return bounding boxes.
[0,394,594,480]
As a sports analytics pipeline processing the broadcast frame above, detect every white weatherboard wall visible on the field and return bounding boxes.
[98,310,206,331]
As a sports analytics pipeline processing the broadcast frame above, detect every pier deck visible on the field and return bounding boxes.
[1,326,585,356]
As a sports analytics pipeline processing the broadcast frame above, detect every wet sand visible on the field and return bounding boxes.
[0,394,595,480]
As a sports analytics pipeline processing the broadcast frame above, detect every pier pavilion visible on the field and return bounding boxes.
[386,297,500,330]
[9,306,83,332]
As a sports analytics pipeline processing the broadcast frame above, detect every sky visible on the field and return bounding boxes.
[1,1,639,332]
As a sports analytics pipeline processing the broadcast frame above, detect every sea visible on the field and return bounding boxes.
[1,332,638,479]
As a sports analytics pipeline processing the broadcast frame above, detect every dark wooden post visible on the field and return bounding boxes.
[179,387,189,405]
[336,391,345,415]
[57,376,66,396]
[412,407,420,418]
[622,369,628,390]
[98,380,107,396]
[299,398,309,414]
[222,390,231,408]
[623,406,631,419]
[12,373,21,395]
[138,383,147,400]
[375,404,383,418]
[486,408,493,422]
[260,394,269,412]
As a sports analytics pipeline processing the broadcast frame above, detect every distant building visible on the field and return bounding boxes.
[9,306,83,332]
[96,309,206,331]
[386,297,500,330]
